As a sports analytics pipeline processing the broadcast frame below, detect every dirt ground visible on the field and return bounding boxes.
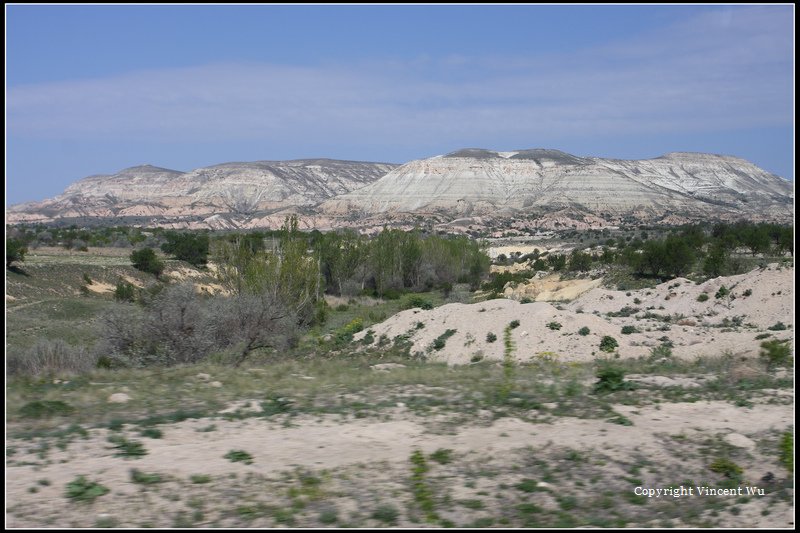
[5,394,794,528]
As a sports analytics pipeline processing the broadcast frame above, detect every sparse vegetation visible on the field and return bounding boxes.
[708,458,743,480]
[593,365,636,393]
[224,449,254,464]
[108,435,148,458]
[65,476,109,502]
[547,321,562,330]
[759,339,792,371]
[779,431,793,472]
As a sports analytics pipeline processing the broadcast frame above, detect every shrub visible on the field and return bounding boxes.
[403,294,434,310]
[486,332,497,343]
[19,400,75,419]
[114,279,136,302]
[108,435,148,458]
[224,450,253,464]
[161,232,209,267]
[7,237,28,268]
[130,248,164,278]
[599,336,618,353]
[779,431,793,473]
[130,469,163,485]
[621,325,638,335]
[649,344,673,360]
[578,326,590,336]
[708,458,743,479]
[429,448,453,464]
[547,322,562,331]
[593,365,636,393]
[65,476,109,502]
[431,329,457,351]
[715,286,730,299]
[742,289,752,297]
[509,320,521,329]
[759,339,792,371]
[371,505,399,525]
[767,322,788,331]
[139,428,163,439]
[7,340,97,377]
[334,318,364,346]
[696,293,709,302]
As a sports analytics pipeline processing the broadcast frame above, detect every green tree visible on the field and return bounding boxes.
[6,238,27,268]
[161,232,209,267]
[130,248,164,278]
[703,244,729,277]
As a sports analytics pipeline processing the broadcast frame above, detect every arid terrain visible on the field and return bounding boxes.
[5,246,794,528]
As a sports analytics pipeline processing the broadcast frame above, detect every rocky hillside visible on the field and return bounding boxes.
[7,149,792,229]
[321,149,793,224]
[7,159,397,228]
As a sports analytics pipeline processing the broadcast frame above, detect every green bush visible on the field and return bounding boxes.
[139,428,163,439]
[114,279,136,302]
[130,469,163,485]
[431,329,457,351]
[486,332,497,343]
[430,448,453,464]
[547,321,562,331]
[371,505,399,525]
[19,400,75,419]
[767,322,788,331]
[509,320,520,329]
[649,344,673,360]
[696,293,709,302]
[779,431,793,472]
[130,248,164,278]
[161,231,209,267]
[108,436,147,458]
[708,458,743,479]
[599,336,619,353]
[578,326,590,336]
[715,286,730,299]
[593,365,636,393]
[65,476,109,502]
[759,339,792,371]
[6,237,27,268]
[621,325,638,335]
[224,449,253,464]
[403,294,434,310]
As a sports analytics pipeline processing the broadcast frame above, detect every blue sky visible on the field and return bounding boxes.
[6,4,794,204]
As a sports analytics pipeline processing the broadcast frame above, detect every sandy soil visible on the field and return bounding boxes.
[6,396,794,528]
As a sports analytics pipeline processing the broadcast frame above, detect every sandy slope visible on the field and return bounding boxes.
[356,264,794,365]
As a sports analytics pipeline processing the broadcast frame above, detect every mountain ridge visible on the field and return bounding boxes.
[7,149,792,230]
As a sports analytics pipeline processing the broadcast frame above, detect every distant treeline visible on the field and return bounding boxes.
[489,221,793,290]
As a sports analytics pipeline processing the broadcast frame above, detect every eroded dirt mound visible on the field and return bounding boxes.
[357,264,794,364]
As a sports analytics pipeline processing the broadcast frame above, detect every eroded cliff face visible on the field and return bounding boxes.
[7,149,792,230]
[7,159,397,227]
[320,149,793,221]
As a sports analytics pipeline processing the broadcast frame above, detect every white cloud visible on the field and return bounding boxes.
[7,7,792,146]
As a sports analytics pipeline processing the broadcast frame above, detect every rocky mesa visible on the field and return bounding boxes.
[7,149,793,229]
[321,149,793,223]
